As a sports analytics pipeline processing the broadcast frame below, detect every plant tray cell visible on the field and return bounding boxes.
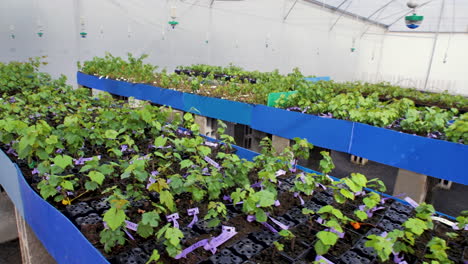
[140,240,164,255]
[312,192,334,205]
[181,226,200,245]
[390,202,414,215]
[339,250,372,264]
[65,202,95,218]
[365,227,383,237]
[284,207,309,224]
[275,216,297,229]
[378,219,404,232]
[303,200,322,212]
[115,248,148,264]
[248,230,280,247]
[353,239,376,258]
[194,219,222,234]
[384,209,409,224]
[209,249,244,264]
[278,182,293,193]
[90,198,110,213]
[230,238,264,259]
[75,213,102,226]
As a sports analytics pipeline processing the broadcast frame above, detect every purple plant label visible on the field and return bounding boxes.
[246,215,255,222]
[299,173,306,183]
[404,197,419,208]
[393,251,405,263]
[315,255,334,264]
[251,181,263,188]
[124,229,135,240]
[274,200,280,207]
[275,169,286,177]
[355,191,366,196]
[203,226,237,254]
[187,208,199,228]
[146,177,156,190]
[289,159,297,173]
[269,216,289,230]
[316,217,325,225]
[204,141,218,147]
[202,167,211,176]
[204,156,221,170]
[294,192,305,205]
[125,220,138,231]
[167,213,180,228]
[317,183,327,190]
[175,238,209,259]
[263,222,278,233]
[327,228,345,238]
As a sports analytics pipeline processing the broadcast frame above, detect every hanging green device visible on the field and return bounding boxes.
[405,13,424,29]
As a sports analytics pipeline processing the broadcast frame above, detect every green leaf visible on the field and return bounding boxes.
[88,171,105,185]
[354,210,368,221]
[403,218,427,235]
[165,227,184,247]
[154,136,167,148]
[314,240,331,256]
[340,189,355,200]
[316,231,339,246]
[52,155,73,169]
[61,180,74,191]
[180,159,194,169]
[160,190,175,211]
[85,181,98,191]
[103,207,126,230]
[142,211,160,227]
[45,135,58,145]
[207,219,221,228]
[146,250,161,264]
[137,224,153,238]
[105,130,119,139]
[255,190,275,207]
[255,210,267,223]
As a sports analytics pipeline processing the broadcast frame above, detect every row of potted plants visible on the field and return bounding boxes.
[77,53,467,144]
[1,58,467,264]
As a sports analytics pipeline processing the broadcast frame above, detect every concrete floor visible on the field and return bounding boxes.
[0,239,21,264]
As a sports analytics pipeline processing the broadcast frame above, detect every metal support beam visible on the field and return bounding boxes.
[284,0,299,21]
[360,0,397,38]
[303,0,388,28]
[386,0,434,28]
[329,0,352,31]
[424,0,445,90]
[367,0,397,20]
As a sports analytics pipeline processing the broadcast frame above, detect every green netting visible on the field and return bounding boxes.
[267,91,297,107]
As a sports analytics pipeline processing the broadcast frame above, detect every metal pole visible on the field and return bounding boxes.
[210,0,215,7]
[284,0,299,21]
[329,0,352,31]
[424,0,445,90]
[367,0,397,20]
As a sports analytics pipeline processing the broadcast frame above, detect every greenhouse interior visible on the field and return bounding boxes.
[0,0,467,263]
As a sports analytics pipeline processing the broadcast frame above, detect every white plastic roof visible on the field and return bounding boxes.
[307,0,468,32]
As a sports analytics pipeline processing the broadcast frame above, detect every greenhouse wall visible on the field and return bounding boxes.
[1,0,466,95]
[359,33,468,96]
[0,0,384,85]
